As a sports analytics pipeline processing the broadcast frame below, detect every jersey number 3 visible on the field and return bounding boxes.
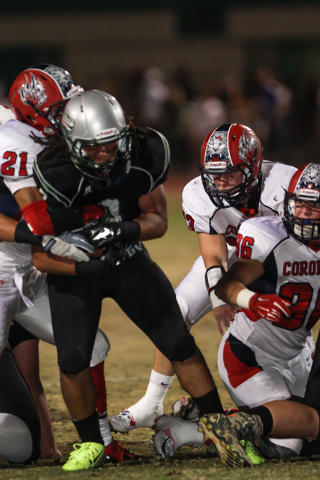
[1,151,28,176]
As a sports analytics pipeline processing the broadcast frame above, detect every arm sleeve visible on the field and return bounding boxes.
[21,200,105,235]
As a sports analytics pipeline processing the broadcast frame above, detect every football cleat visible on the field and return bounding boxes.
[171,397,200,421]
[105,440,141,463]
[62,442,105,471]
[198,413,253,468]
[240,440,265,465]
[172,396,239,423]
[153,414,205,458]
[109,397,163,433]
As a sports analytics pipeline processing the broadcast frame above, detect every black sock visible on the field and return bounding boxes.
[248,406,274,436]
[193,387,223,416]
[72,410,104,444]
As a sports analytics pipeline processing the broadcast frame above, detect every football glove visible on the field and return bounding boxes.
[75,244,128,277]
[14,220,94,263]
[80,216,141,248]
[42,232,95,263]
[248,293,292,323]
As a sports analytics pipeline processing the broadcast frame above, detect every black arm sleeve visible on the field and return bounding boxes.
[47,207,84,235]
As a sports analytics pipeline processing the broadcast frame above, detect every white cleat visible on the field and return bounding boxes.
[153,414,204,458]
[109,397,163,433]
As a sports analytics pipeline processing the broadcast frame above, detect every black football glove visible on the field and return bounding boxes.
[75,244,128,278]
[80,216,141,248]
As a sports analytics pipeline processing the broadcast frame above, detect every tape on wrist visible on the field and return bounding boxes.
[236,289,255,309]
[205,266,225,294]
[209,290,226,309]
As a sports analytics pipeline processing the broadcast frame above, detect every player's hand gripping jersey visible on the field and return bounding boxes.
[229,216,317,362]
[182,161,297,266]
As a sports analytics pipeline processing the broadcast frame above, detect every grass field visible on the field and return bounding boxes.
[1,184,320,480]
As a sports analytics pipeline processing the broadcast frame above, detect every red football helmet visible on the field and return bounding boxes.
[283,162,320,243]
[9,64,83,135]
[199,123,263,207]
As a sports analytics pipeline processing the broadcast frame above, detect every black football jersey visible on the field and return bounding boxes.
[33,127,170,222]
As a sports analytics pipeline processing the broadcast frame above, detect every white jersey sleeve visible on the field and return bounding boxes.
[0,120,44,195]
[260,161,297,216]
[237,216,287,264]
[182,176,216,233]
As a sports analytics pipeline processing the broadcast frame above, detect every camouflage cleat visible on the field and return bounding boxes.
[228,411,263,441]
[198,413,253,468]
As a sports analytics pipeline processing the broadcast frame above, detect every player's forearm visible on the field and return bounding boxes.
[134,211,168,241]
[0,214,18,241]
[215,274,246,306]
[198,233,228,270]
[32,248,76,276]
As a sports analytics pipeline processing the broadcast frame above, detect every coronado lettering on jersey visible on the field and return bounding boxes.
[283,260,320,277]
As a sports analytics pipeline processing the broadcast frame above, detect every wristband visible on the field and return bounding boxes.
[118,221,141,243]
[205,266,225,294]
[14,220,43,246]
[209,290,226,309]
[236,288,255,309]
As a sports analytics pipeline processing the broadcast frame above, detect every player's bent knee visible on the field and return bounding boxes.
[58,348,91,375]
[308,409,320,439]
[164,334,197,362]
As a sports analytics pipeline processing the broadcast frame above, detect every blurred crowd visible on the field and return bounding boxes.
[93,65,320,174]
[3,65,320,174]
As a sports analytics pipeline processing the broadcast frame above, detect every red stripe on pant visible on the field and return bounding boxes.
[223,336,262,388]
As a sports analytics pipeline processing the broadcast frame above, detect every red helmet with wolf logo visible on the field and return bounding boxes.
[9,64,83,135]
[199,123,263,207]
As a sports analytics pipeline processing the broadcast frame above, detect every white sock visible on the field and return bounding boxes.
[144,370,174,403]
[98,410,113,447]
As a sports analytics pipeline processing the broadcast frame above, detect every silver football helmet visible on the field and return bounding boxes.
[61,90,130,185]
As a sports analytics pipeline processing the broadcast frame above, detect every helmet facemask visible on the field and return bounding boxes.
[200,161,260,208]
[284,193,320,242]
[283,163,320,245]
[71,131,131,186]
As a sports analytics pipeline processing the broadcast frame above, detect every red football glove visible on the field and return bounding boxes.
[248,293,292,323]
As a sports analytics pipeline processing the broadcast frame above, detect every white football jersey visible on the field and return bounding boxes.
[0,119,44,195]
[229,216,318,361]
[182,161,297,267]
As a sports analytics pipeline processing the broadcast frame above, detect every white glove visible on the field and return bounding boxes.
[42,233,95,263]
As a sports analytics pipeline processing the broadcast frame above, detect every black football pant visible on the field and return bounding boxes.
[47,248,197,375]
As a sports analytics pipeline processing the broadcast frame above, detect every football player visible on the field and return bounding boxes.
[0,98,115,460]
[27,89,226,471]
[197,162,320,467]
[111,124,311,453]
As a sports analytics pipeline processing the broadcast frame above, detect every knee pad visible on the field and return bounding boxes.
[58,347,91,375]
[90,329,110,367]
[164,332,197,362]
